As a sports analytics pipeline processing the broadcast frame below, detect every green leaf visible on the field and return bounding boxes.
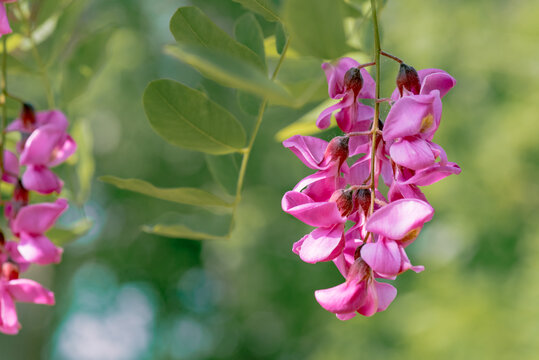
[143,79,246,154]
[47,218,93,246]
[60,29,111,104]
[274,22,286,55]
[100,176,233,208]
[284,0,350,59]
[164,44,292,104]
[234,13,266,70]
[205,154,240,196]
[143,224,228,241]
[237,91,262,116]
[232,0,280,22]
[169,6,264,70]
[39,0,89,65]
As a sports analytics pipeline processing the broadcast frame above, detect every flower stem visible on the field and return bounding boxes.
[380,50,403,64]
[367,0,382,241]
[0,32,8,197]
[227,37,290,237]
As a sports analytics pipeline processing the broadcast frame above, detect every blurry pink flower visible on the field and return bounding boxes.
[10,199,68,265]
[0,1,16,37]
[0,262,54,335]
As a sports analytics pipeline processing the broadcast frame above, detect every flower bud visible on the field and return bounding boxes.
[21,103,36,128]
[330,189,355,217]
[344,67,363,98]
[355,188,371,215]
[324,136,349,169]
[14,180,29,205]
[396,63,421,96]
[2,261,19,281]
[0,230,4,247]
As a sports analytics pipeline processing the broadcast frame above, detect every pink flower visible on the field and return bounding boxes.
[1,150,19,184]
[315,258,396,318]
[7,110,76,194]
[0,1,16,37]
[0,263,54,335]
[360,199,433,277]
[391,68,456,101]
[10,199,68,265]
[317,58,376,130]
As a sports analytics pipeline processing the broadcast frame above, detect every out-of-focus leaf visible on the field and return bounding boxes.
[39,0,88,65]
[275,98,339,141]
[169,6,264,70]
[60,29,111,104]
[275,22,286,55]
[164,44,292,104]
[205,154,240,196]
[72,120,94,205]
[47,218,93,246]
[237,91,262,116]
[100,176,233,208]
[232,0,280,22]
[143,79,246,154]
[284,0,350,59]
[143,224,228,241]
[234,13,266,70]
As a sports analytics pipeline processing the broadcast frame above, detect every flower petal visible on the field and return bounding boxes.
[374,281,397,312]
[361,238,402,277]
[419,69,456,98]
[389,137,435,170]
[2,150,19,184]
[17,233,63,265]
[315,280,366,314]
[7,279,55,305]
[366,198,434,240]
[298,224,344,263]
[22,165,63,194]
[11,198,68,235]
[282,191,344,227]
[283,135,328,169]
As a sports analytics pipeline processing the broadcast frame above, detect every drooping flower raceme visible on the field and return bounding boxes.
[0,105,76,334]
[282,57,460,319]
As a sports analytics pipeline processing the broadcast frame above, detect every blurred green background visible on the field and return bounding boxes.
[2,0,538,358]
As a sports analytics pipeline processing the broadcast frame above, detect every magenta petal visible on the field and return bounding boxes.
[357,68,376,99]
[401,162,461,186]
[336,312,357,321]
[22,165,63,195]
[366,198,434,239]
[17,233,63,265]
[48,135,77,167]
[0,5,12,36]
[374,281,397,312]
[383,94,438,141]
[19,125,65,165]
[316,95,353,129]
[2,150,19,184]
[346,156,370,185]
[299,224,344,263]
[315,280,365,314]
[36,110,69,131]
[7,279,55,305]
[361,238,401,277]
[11,198,68,235]
[419,69,456,98]
[389,137,435,170]
[322,58,360,98]
[356,281,378,316]
[283,135,328,169]
[0,291,18,334]
[282,191,344,227]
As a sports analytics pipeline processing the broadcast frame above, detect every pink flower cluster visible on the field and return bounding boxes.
[0,106,76,334]
[282,58,460,319]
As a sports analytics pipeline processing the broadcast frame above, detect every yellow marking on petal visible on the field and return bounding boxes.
[401,228,421,244]
[420,114,434,133]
